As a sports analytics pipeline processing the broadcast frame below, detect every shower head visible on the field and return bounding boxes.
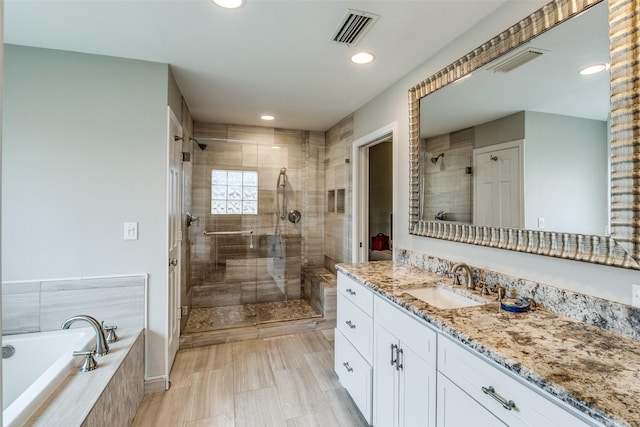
[189,137,207,151]
[277,167,287,188]
[431,153,444,164]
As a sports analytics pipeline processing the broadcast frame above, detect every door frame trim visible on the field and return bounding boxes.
[351,122,397,262]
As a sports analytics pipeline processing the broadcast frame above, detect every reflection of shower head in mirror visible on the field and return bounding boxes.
[431,153,444,164]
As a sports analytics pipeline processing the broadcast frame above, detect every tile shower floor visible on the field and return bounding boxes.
[183,299,322,333]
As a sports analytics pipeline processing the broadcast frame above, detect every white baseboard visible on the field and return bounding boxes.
[144,376,169,395]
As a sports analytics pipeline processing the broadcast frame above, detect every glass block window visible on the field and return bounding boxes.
[211,170,258,215]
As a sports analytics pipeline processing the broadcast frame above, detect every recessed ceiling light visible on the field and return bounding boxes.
[261,115,275,121]
[579,63,609,75]
[212,0,245,9]
[350,52,375,65]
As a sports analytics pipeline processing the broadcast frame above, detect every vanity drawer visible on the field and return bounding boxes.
[337,272,373,316]
[335,328,372,425]
[438,335,598,427]
[337,294,374,363]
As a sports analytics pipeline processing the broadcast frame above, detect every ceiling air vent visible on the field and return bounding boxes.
[332,9,380,46]
[489,49,545,73]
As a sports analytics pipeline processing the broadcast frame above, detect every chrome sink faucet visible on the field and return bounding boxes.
[451,262,475,290]
[61,315,110,356]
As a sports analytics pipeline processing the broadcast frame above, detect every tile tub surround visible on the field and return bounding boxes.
[2,275,146,335]
[336,261,640,427]
[25,328,144,426]
[397,248,640,340]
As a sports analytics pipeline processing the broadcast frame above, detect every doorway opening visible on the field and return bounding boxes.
[352,123,396,262]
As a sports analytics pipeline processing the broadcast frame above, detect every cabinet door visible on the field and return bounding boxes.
[373,323,398,427]
[437,373,508,427]
[399,345,436,427]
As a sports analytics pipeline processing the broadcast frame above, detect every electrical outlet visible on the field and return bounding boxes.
[632,284,640,307]
[538,217,545,229]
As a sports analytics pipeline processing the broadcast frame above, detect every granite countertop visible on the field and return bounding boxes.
[336,261,640,427]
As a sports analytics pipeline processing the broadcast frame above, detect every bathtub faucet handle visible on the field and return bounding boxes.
[73,350,98,372]
[102,322,119,343]
[61,315,110,356]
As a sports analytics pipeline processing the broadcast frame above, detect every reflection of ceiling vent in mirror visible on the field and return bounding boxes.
[332,9,380,46]
[489,49,546,73]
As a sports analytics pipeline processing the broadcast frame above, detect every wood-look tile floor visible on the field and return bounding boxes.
[132,329,368,427]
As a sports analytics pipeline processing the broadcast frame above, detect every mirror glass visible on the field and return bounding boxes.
[418,1,609,236]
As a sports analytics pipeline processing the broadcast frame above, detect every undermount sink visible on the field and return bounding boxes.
[403,286,488,310]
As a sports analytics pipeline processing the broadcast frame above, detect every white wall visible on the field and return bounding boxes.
[524,112,608,235]
[352,1,639,304]
[2,45,170,378]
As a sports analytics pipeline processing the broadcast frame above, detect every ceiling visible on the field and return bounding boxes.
[4,0,522,132]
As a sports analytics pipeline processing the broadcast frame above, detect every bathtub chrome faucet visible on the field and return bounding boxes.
[61,315,110,356]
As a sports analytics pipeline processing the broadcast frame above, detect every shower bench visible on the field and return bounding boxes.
[304,267,337,327]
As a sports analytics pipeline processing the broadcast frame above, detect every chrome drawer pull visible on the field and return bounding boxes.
[346,288,356,296]
[343,362,354,373]
[345,320,356,329]
[482,386,516,410]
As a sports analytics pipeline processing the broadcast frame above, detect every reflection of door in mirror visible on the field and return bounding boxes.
[473,141,523,228]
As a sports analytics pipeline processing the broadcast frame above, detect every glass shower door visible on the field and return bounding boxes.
[188,138,259,330]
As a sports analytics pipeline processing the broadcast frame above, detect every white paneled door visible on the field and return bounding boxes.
[167,107,183,379]
[473,140,523,229]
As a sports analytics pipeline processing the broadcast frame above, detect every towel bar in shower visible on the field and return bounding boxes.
[203,230,254,248]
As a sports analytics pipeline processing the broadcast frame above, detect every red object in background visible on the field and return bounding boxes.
[371,233,390,251]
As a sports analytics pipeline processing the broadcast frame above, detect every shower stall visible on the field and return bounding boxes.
[183,127,324,333]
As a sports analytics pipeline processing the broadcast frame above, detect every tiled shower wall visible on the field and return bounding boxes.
[324,114,354,273]
[186,122,325,308]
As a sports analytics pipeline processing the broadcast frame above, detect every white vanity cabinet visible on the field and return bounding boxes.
[437,335,600,427]
[335,270,604,427]
[335,272,374,424]
[373,296,437,427]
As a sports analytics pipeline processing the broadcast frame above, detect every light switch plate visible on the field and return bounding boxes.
[124,222,138,240]
[632,284,640,308]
